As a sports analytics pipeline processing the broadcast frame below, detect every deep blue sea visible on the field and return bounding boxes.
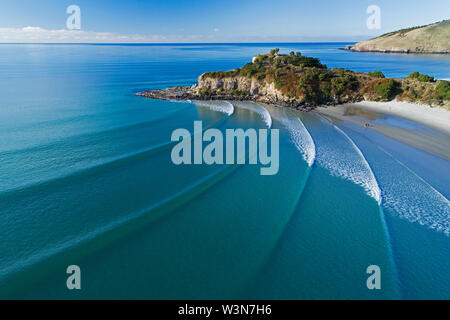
[0,43,449,299]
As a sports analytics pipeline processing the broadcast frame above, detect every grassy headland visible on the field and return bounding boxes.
[345,19,450,54]
[195,49,449,108]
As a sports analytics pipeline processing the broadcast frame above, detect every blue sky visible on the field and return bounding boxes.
[0,0,448,42]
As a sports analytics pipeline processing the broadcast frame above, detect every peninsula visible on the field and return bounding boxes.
[138,49,450,110]
[344,19,450,54]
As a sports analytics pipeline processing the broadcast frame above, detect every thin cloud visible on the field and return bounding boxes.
[0,26,370,43]
[0,26,209,43]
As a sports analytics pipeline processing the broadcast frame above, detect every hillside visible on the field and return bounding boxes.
[139,49,450,109]
[345,20,450,54]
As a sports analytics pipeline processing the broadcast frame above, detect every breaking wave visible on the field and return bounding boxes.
[194,100,234,116]
[377,146,450,235]
[233,102,272,128]
[316,115,381,203]
[340,125,450,236]
[273,110,316,166]
[333,124,381,204]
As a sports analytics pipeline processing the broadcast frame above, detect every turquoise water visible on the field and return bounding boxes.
[0,43,449,299]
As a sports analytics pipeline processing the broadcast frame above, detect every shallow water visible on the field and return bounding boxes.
[0,43,449,299]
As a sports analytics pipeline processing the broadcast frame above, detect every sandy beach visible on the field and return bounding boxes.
[316,101,450,161]
[350,101,449,134]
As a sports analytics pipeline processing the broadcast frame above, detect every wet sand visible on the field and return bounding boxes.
[316,102,450,162]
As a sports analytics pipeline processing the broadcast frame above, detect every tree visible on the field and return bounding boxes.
[368,71,385,78]
[270,48,280,55]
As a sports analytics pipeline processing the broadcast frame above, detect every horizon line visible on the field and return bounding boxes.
[0,41,357,46]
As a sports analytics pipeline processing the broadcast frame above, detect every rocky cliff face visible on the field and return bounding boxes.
[196,74,302,106]
[196,72,366,108]
[198,75,285,99]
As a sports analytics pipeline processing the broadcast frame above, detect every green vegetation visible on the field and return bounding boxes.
[377,24,429,38]
[199,49,449,107]
[270,48,280,55]
[406,72,435,82]
[296,68,324,103]
[295,67,359,104]
[202,70,238,79]
[240,62,265,78]
[283,53,324,68]
[375,79,399,100]
[368,71,385,78]
[198,87,214,96]
[198,87,249,97]
[434,81,450,101]
[377,19,449,39]
[202,49,325,81]
[202,50,359,105]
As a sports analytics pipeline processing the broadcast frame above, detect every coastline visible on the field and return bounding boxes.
[138,83,450,159]
[341,47,450,55]
[316,101,450,161]
[342,20,450,55]
[349,100,449,134]
[136,86,320,110]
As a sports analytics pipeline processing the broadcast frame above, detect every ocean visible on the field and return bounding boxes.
[0,43,449,299]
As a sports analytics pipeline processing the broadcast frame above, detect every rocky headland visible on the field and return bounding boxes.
[138,49,450,110]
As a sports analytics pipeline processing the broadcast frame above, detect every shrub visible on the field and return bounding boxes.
[330,73,359,96]
[298,68,321,85]
[406,72,435,82]
[319,82,332,101]
[256,73,266,81]
[289,55,325,68]
[273,59,281,68]
[318,70,334,81]
[274,79,284,90]
[297,68,335,104]
[198,88,213,96]
[273,69,281,79]
[434,81,450,100]
[375,79,398,100]
[368,71,385,78]
[240,62,265,78]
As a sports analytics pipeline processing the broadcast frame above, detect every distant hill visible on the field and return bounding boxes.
[345,20,450,54]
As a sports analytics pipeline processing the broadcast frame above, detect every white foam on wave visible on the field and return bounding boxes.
[194,100,234,116]
[333,125,381,204]
[375,146,450,236]
[275,112,316,166]
[316,116,381,203]
[234,102,272,128]
[330,122,450,236]
[260,107,273,128]
[169,99,193,104]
